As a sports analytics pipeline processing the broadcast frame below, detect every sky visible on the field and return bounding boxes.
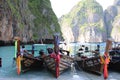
[50,0,114,18]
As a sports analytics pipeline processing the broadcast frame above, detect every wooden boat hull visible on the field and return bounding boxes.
[76,57,102,75]
[109,57,120,71]
[44,55,73,78]
[109,50,120,71]
[21,55,44,72]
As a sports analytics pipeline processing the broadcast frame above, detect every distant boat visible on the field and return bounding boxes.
[59,41,65,44]
[75,56,102,75]
[33,44,46,46]
[14,38,44,74]
[75,43,102,75]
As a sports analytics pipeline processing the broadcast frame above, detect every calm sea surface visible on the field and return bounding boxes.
[0,43,120,80]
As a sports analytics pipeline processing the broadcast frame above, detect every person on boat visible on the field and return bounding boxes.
[85,46,89,52]
[39,49,46,59]
[96,45,100,51]
[20,45,33,57]
[78,45,85,51]
[59,48,69,56]
[77,45,85,56]
[79,47,83,51]
[47,48,53,54]
[92,45,100,56]
[59,42,70,56]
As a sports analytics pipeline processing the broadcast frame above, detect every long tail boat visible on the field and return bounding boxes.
[44,34,73,78]
[75,55,102,75]
[14,37,44,74]
[75,44,102,75]
[109,46,120,71]
[20,55,44,72]
[44,54,73,78]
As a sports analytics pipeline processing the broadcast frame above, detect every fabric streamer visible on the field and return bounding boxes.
[103,39,112,80]
[15,40,17,58]
[15,39,21,75]
[53,34,60,78]
[103,53,110,79]
[17,55,21,75]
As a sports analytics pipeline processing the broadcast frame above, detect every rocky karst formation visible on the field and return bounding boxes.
[105,0,120,42]
[0,0,61,44]
[1,0,120,45]
[59,0,106,42]
[60,0,120,42]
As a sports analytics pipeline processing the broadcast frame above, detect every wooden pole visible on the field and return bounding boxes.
[14,37,21,75]
[105,39,112,54]
[53,34,59,54]
[32,44,34,55]
[17,40,20,57]
[14,37,20,57]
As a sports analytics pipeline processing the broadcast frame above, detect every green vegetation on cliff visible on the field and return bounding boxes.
[6,0,24,29]
[4,0,61,41]
[60,0,103,27]
[28,0,60,32]
[59,0,106,42]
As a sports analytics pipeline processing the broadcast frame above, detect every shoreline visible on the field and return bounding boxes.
[0,39,54,46]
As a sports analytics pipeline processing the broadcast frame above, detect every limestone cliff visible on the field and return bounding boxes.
[105,0,120,42]
[0,0,61,43]
[59,0,106,42]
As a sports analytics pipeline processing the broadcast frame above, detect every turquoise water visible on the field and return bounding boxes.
[25,44,54,56]
[0,43,120,80]
[0,44,53,77]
